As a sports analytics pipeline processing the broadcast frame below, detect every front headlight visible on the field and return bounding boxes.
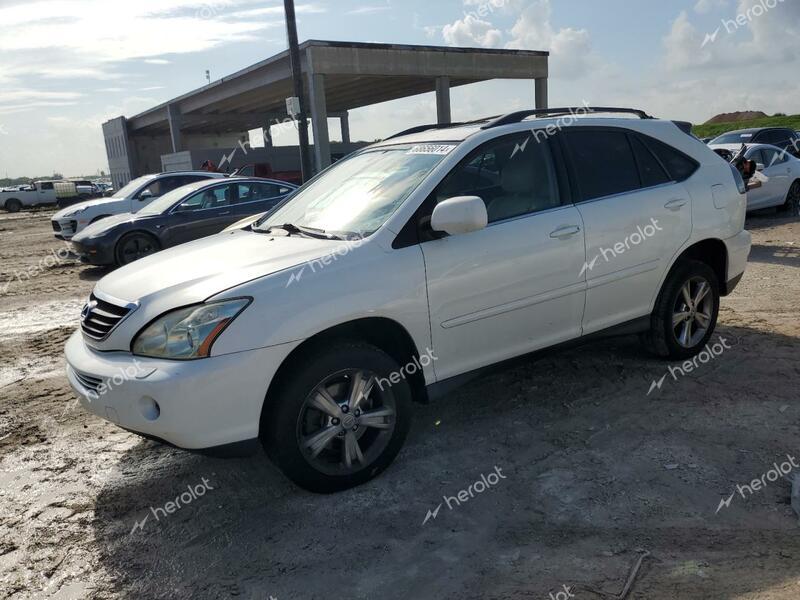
[132,298,251,360]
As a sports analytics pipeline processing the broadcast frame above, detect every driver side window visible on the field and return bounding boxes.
[434,133,560,224]
[175,185,233,212]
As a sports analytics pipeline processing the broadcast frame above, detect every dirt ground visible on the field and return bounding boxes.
[0,207,798,600]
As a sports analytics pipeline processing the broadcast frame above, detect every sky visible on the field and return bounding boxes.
[0,0,799,178]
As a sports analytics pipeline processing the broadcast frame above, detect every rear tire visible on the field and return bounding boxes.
[263,341,412,493]
[4,199,21,213]
[640,260,720,360]
[114,232,160,266]
[780,180,800,217]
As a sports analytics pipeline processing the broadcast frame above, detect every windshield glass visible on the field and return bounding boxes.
[711,132,754,144]
[254,144,455,237]
[111,175,157,199]
[137,180,212,216]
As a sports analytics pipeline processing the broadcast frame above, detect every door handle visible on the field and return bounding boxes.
[218,211,231,216]
[664,199,687,211]
[549,225,581,239]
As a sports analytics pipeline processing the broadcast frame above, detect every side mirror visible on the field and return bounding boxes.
[756,163,765,172]
[138,190,154,200]
[430,196,488,236]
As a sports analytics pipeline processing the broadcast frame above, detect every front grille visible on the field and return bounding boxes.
[69,220,77,232]
[52,221,61,232]
[73,369,103,394]
[81,293,133,340]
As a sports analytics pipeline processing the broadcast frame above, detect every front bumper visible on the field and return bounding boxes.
[71,239,115,266]
[64,329,299,450]
[52,218,79,240]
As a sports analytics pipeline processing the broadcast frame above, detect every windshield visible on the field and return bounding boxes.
[711,132,754,145]
[111,175,157,199]
[254,144,455,238]
[137,180,212,216]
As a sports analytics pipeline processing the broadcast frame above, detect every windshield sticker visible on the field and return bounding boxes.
[740,134,753,138]
[408,144,455,155]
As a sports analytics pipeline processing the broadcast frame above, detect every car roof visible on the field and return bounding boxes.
[372,115,683,147]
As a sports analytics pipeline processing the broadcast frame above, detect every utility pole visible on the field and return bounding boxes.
[283,0,312,182]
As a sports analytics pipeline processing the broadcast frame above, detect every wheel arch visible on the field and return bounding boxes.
[667,238,729,296]
[259,316,429,437]
[4,197,21,210]
[114,229,162,264]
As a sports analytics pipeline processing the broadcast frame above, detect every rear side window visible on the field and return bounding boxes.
[641,136,699,182]
[564,130,640,201]
[40,182,54,190]
[630,136,671,187]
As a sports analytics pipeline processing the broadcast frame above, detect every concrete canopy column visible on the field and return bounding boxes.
[166,104,183,152]
[340,112,351,144]
[535,77,548,110]
[308,72,331,172]
[435,76,451,124]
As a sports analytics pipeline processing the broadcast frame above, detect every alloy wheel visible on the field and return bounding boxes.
[120,235,157,264]
[672,276,714,348]
[296,369,396,476]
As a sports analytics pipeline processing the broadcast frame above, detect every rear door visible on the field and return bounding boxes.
[234,181,293,219]
[753,146,792,208]
[562,128,695,334]
[164,183,237,245]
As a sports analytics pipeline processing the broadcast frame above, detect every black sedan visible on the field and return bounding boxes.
[71,177,297,266]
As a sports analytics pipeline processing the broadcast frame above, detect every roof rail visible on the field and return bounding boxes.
[385,116,502,141]
[481,106,655,129]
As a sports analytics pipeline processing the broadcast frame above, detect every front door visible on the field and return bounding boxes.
[419,132,587,381]
[165,183,237,245]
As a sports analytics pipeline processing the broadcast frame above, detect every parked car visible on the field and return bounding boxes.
[71,178,297,266]
[65,107,751,493]
[51,171,226,240]
[739,144,800,214]
[709,127,800,157]
[1,180,73,212]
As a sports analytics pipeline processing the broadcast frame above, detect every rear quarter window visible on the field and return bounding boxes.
[640,136,699,182]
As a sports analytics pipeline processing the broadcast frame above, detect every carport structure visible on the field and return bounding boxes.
[104,40,549,186]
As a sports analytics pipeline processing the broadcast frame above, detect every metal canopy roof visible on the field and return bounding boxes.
[127,40,549,136]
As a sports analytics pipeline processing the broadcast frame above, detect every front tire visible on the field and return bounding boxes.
[114,232,160,266]
[640,260,720,360]
[4,199,21,213]
[263,342,412,493]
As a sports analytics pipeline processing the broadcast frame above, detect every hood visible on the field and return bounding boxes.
[54,196,125,218]
[72,213,142,241]
[709,143,748,154]
[94,229,355,305]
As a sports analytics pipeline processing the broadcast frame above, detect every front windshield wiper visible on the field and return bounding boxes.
[258,223,346,240]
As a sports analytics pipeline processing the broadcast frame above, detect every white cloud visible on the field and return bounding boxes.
[442,15,503,48]
[347,5,391,15]
[505,0,594,79]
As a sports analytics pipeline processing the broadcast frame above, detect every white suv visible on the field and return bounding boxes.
[64,108,751,493]
[51,171,226,240]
